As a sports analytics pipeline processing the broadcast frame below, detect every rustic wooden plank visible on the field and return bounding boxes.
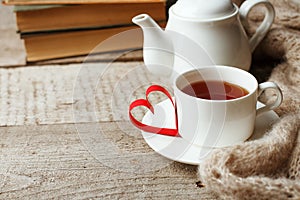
[0,122,219,199]
[0,61,169,126]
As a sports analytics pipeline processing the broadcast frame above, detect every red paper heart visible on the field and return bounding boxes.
[129,85,179,137]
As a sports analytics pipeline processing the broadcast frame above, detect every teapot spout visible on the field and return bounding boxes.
[132,13,162,29]
[132,14,174,77]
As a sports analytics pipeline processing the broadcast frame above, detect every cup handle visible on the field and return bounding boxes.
[256,82,283,116]
[239,0,275,52]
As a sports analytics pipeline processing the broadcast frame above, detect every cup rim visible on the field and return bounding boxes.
[175,65,258,102]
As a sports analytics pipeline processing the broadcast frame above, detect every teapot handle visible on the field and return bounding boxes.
[239,0,275,52]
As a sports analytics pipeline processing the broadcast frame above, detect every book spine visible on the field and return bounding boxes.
[15,3,166,33]
[4,0,166,5]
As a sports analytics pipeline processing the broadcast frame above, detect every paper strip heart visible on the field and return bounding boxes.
[129,85,179,137]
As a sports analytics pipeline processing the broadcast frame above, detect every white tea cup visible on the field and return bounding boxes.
[174,65,283,147]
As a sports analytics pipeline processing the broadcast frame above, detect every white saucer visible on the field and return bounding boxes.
[141,99,279,165]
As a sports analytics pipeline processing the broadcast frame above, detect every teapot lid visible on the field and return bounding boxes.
[172,0,235,19]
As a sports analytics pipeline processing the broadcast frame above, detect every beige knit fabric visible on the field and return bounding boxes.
[198,0,300,199]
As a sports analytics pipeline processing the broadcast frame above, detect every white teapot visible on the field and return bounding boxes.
[132,0,275,79]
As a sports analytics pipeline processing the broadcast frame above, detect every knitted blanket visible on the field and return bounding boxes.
[198,0,300,199]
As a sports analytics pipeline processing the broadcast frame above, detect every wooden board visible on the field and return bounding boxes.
[0,62,169,126]
[0,62,217,199]
[0,122,219,199]
[0,60,219,199]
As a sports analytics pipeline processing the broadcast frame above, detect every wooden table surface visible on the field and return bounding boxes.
[0,4,220,199]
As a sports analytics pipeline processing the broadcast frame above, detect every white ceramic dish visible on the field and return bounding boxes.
[141,99,279,165]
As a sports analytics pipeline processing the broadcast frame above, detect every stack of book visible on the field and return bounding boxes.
[3,0,167,62]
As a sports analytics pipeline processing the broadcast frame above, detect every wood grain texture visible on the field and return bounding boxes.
[0,59,219,199]
[0,62,169,126]
[0,122,220,199]
[0,61,220,199]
